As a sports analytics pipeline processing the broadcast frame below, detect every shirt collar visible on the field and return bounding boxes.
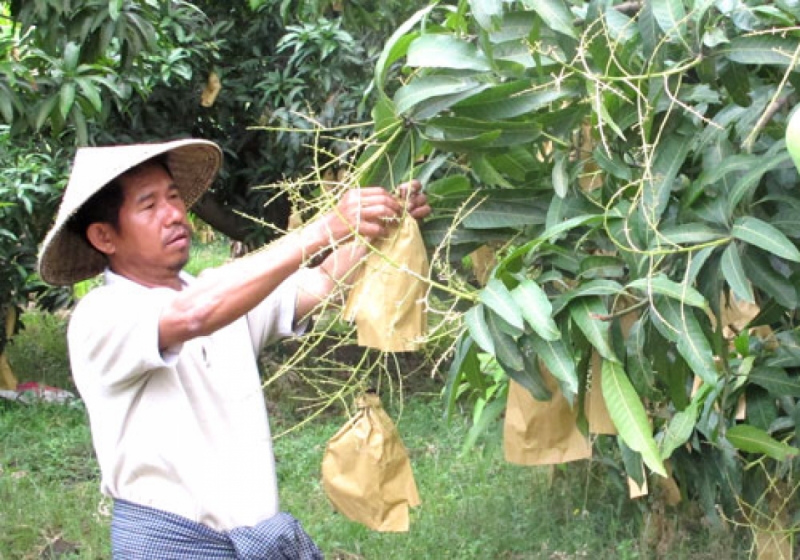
[103,267,194,290]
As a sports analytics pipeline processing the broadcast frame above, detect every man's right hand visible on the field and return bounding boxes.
[319,187,405,244]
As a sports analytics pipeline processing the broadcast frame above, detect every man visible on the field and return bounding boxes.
[37,139,430,559]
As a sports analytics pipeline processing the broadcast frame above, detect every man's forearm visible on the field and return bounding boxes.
[295,241,369,319]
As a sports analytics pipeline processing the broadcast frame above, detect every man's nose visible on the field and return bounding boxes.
[164,198,187,224]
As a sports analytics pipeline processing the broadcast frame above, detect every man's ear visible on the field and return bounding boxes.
[86,223,116,256]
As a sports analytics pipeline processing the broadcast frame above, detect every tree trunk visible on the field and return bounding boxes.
[191,190,291,248]
[191,192,257,243]
[0,306,18,390]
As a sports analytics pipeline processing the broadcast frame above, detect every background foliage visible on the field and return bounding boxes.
[0,0,418,368]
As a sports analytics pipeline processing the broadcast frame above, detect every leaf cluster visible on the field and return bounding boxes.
[358,0,800,524]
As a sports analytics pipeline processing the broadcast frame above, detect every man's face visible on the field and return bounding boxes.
[104,162,192,286]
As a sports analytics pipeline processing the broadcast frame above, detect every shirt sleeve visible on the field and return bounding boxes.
[245,268,316,352]
[68,285,180,391]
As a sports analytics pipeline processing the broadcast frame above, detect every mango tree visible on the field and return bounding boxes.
[354,0,800,547]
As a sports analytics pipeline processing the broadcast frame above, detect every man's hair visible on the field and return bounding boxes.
[68,154,172,245]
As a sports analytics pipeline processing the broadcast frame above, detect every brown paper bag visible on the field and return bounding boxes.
[343,213,429,351]
[321,393,421,532]
[200,71,221,107]
[504,369,592,465]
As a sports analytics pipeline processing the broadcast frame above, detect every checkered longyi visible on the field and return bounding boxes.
[111,499,324,559]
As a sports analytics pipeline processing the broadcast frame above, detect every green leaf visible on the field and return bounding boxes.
[529,335,578,400]
[485,310,525,372]
[742,249,798,309]
[627,274,708,309]
[625,319,656,396]
[592,85,626,140]
[407,34,491,71]
[63,42,81,72]
[651,0,687,40]
[641,135,691,226]
[511,279,560,341]
[480,278,524,331]
[444,333,480,417]
[422,128,501,151]
[72,103,88,146]
[732,216,800,262]
[59,83,76,119]
[656,224,726,246]
[461,397,507,455]
[356,128,414,188]
[569,296,617,361]
[659,407,697,460]
[469,0,504,31]
[720,61,751,108]
[721,243,754,304]
[602,360,667,477]
[717,35,800,66]
[481,147,540,182]
[593,146,632,181]
[552,151,569,198]
[749,367,800,398]
[463,197,546,229]
[605,9,637,44]
[109,0,124,21]
[551,279,624,315]
[507,334,553,401]
[520,0,577,38]
[0,89,14,122]
[395,76,488,117]
[637,0,661,59]
[465,304,494,355]
[34,95,59,132]
[453,80,581,120]
[75,77,103,113]
[653,298,718,385]
[747,388,778,432]
[659,385,709,460]
[726,424,799,461]
[727,152,792,214]
[423,116,542,150]
[375,6,433,93]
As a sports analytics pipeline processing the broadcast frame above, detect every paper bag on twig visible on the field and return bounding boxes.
[343,213,429,351]
[504,367,592,466]
[321,393,421,532]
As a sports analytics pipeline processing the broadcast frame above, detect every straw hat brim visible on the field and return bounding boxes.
[38,139,223,286]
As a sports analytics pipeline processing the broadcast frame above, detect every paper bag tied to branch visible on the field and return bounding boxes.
[504,368,593,466]
[321,393,421,532]
[343,213,429,352]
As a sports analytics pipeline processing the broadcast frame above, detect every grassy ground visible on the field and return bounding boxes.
[0,376,751,559]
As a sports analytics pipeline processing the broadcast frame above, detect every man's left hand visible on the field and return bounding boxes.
[396,179,431,221]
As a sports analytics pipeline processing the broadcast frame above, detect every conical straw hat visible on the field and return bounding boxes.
[38,139,222,286]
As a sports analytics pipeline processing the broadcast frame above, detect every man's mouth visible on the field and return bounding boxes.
[165,228,190,248]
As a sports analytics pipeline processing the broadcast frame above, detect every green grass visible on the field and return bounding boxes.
[0,393,751,560]
[7,309,73,392]
[274,397,749,560]
[0,400,108,560]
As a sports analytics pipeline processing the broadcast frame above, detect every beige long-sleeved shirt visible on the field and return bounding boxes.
[68,268,309,531]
